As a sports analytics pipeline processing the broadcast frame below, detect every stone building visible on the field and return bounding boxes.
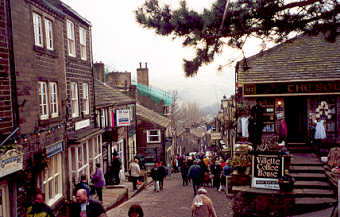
[236,33,340,151]
[93,62,136,182]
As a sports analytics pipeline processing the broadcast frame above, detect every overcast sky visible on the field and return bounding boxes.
[62,0,264,107]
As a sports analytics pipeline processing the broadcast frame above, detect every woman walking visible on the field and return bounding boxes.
[191,188,217,217]
[91,163,106,202]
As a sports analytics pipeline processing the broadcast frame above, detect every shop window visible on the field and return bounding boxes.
[42,153,62,206]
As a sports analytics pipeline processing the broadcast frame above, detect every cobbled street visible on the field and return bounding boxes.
[107,173,233,217]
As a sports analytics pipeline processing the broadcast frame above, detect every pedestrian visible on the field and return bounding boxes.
[191,188,217,217]
[210,161,222,191]
[70,189,107,217]
[151,162,161,192]
[111,153,122,185]
[130,159,141,191]
[73,175,91,198]
[26,191,54,217]
[187,160,202,195]
[180,160,189,186]
[91,163,105,202]
[128,204,144,217]
[158,161,167,190]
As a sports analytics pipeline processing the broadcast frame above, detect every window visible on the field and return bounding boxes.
[147,130,161,143]
[42,153,62,206]
[33,13,43,47]
[101,109,105,128]
[67,20,76,56]
[39,82,49,120]
[71,82,79,118]
[82,83,89,115]
[45,19,53,50]
[128,104,135,121]
[49,82,58,118]
[79,27,87,60]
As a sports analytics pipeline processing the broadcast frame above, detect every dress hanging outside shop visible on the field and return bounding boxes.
[241,117,249,138]
[314,119,326,140]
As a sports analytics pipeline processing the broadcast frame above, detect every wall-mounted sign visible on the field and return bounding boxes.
[244,81,340,96]
[211,132,221,140]
[252,153,284,190]
[46,141,64,158]
[116,109,130,126]
[0,149,23,178]
[75,119,90,130]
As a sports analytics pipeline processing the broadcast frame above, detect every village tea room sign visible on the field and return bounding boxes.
[252,153,284,190]
[0,149,23,178]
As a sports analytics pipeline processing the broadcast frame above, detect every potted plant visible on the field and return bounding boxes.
[278,175,295,192]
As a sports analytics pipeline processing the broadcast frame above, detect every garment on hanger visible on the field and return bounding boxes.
[314,119,326,140]
[241,117,249,138]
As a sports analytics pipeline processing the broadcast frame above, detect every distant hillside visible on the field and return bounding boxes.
[201,102,219,116]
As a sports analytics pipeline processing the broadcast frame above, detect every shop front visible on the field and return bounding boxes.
[242,80,340,146]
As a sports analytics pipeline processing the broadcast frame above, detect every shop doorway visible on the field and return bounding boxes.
[285,97,307,143]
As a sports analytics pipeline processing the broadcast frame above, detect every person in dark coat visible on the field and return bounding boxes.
[210,160,222,191]
[158,161,167,191]
[70,189,106,217]
[180,161,189,186]
[26,191,54,217]
[73,175,91,197]
[187,160,203,195]
[111,154,122,185]
[151,162,161,192]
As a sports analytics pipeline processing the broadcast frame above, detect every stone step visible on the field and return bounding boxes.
[292,188,335,198]
[290,165,325,173]
[288,146,313,153]
[293,197,336,215]
[290,172,327,181]
[294,180,332,189]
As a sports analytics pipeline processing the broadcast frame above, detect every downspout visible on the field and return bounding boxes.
[7,0,19,129]
[89,26,96,128]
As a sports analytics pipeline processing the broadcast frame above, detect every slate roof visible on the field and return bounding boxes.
[136,104,171,128]
[237,34,340,84]
[94,79,135,108]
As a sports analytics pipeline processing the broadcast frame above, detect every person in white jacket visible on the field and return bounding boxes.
[130,159,141,191]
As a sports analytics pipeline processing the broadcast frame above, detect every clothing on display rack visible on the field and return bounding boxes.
[314,119,326,140]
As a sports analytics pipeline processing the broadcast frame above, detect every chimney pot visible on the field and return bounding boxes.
[145,62,147,68]
[139,62,142,68]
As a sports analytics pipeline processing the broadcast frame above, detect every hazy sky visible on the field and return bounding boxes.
[62,0,264,106]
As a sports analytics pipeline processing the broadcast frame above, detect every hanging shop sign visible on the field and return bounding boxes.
[75,119,90,130]
[116,109,130,126]
[211,132,221,140]
[252,153,284,190]
[46,141,64,158]
[0,149,23,178]
[244,81,340,96]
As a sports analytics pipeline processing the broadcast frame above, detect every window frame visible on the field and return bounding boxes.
[38,81,49,120]
[45,18,54,50]
[33,12,43,47]
[49,82,58,118]
[42,153,63,207]
[82,83,89,115]
[71,82,79,118]
[79,27,87,60]
[146,129,161,143]
[66,20,76,57]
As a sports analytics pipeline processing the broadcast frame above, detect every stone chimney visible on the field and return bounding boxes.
[93,62,105,82]
[136,62,149,86]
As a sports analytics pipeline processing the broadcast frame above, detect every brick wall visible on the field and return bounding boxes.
[0,0,13,136]
[10,0,66,148]
[106,71,131,89]
[60,10,96,133]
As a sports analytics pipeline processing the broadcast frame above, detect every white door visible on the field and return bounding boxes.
[117,140,125,181]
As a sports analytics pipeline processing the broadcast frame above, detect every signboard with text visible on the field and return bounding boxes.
[116,109,130,126]
[244,81,340,96]
[252,153,284,190]
[0,149,23,178]
[211,132,221,140]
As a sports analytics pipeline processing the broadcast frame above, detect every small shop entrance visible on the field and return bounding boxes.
[285,97,307,143]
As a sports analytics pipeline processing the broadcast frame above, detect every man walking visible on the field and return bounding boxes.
[180,160,189,186]
[111,153,122,185]
[70,189,107,217]
[26,191,54,217]
[151,162,161,192]
[158,161,167,191]
[130,159,141,191]
[188,160,202,195]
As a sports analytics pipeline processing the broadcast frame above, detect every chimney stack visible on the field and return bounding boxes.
[93,62,105,82]
[137,62,149,86]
